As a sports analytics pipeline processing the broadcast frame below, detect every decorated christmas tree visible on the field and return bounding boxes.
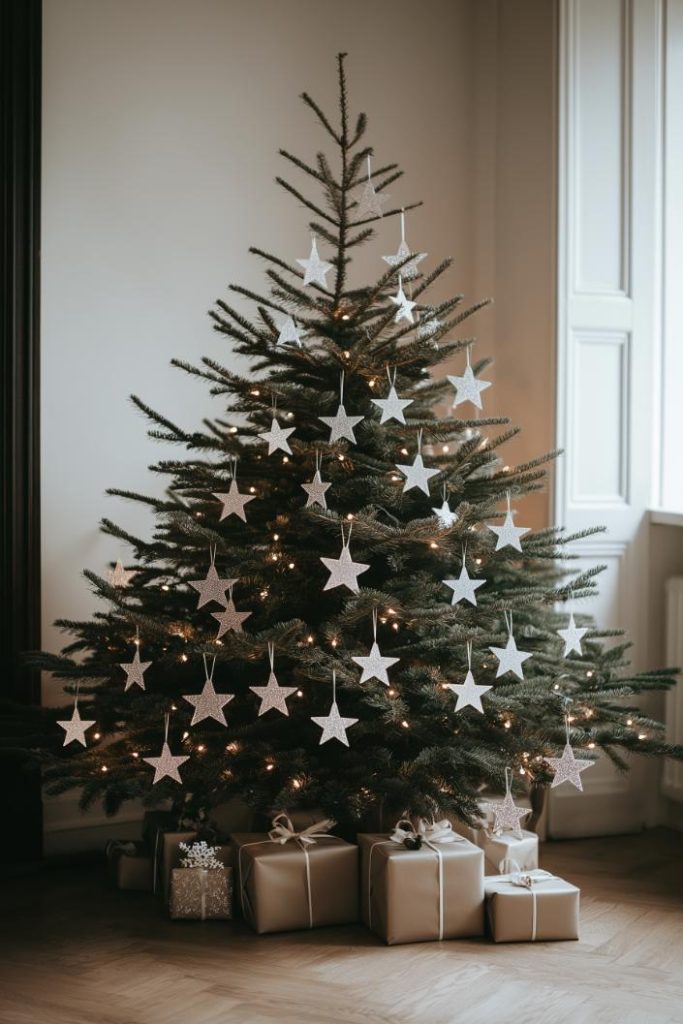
[36,54,681,830]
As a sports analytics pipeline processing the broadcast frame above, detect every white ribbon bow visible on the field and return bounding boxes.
[389,817,462,848]
[503,861,556,940]
[267,811,337,846]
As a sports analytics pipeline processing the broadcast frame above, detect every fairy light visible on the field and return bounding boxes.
[331,638,338,648]
[441,683,449,690]
[197,744,205,752]
[342,314,351,322]
[226,742,239,753]
[195,511,203,518]
[273,533,280,541]
[132,752,139,758]
[388,688,396,697]
[101,765,108,773]
[369,379,377,388]
[400,447,409,456]
[183,731,190,740]
[519,767,526,775]
[586,670,593,678]
[161,584,170,592]
[171,704,178,711]
[343,350,350,359]
[503,465,510,473]
[401,720,410,729]
[282,456,289,464]
[430,542,438,549]
[250,389,260,396]
[553,683,561,691]
[346,513,354,521]
[180,654,188,663]
[392,622,399,631]
[442,445,450,453]
[503,720,511,729]
[638,732,647,740]
[93,732,101,740]
[307,635,314,644]
[296,690,304,697]
[260,589,269,599]
[588,742,596,749]
[266,763,275,772]
[249,486,256,493]
[475,558,482,565]
[338,454,345,462]
[229,426,238,434]
[287,411,295,419]
[626,718,633,726]
[292,778,302,789]
[391,474,400,481]
[288,562,295,570]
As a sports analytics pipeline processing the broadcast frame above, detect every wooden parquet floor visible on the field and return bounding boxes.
[1,829,682,1024]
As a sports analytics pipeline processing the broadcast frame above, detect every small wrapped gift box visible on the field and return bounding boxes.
[232,814,358,935]
[169,866,233,920]
[106,840,153,891]
[480,829,539,876]
[154,830,231,901]
[359,820,485,946]
[485,869,580,942]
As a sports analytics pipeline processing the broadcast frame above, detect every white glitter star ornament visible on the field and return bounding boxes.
[144,713,190,785]
[443,548,486,606]
[261,414,295,456]
[371,366,413,425]
[356,154,390,219]
[120,631,152,691]
[432,485,458,528]
[319,372,363,444]
[481,768,531,837]
[448,347,491,410]
[301,450,331,509]
[382,210,427,280]
[188,548,237,609]
[320,523,370,594]
[557,612,589,657]
[547,716,595,790]
[212,585,252,638]
[107,560,136,588]
[389,275,417,324]
[182,656,234,726]
[297,236,333,288]
[445,642,492,714]
[250,643,297,716]
[395,430,439,496]
[489,611,533,680]
[488,492,530,552]
[213,459,256,522]
[352,609,399,685]
[57,689,96,747]
[276,315,304,348]
[311,670,358,746]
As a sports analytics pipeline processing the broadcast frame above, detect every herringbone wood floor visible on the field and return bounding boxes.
[1,829,682,1024]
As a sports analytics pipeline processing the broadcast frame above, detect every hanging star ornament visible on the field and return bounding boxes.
[432,499,458,528]
[250,670,297,717]
[108,560,136,587]
[143,741,189,785]
[371,384,413,425]
[488,509,530,552]
[261,416,295,455]
[57,701,96,747]
[547,742,595,791]
[481,791,531,836]
[212,595,251,638]
[301,469,331,509]
[352,641,399,686]
[320,539,370,594]
[312,700,358,746]
[389,280,417,324]
[319,404,363,444]
[395,449,439,496]
[382,239,427,281]
[489,634,533,680]
[448,363,491,410]
[297,236,333,287]
[357,178,389,218]
[120,647,152,691]
[443,566,486,606]
[446,670,492,714]
[188,564,237,609]
[213,479,256,522]
[276,315,304,348]
[417,312,442,341]
[557,613,589,656]
[182,677,234,726]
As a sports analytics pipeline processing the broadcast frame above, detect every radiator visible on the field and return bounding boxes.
[663,577,683,802]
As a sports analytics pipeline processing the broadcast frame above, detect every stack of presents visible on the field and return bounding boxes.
[106,805,580,944]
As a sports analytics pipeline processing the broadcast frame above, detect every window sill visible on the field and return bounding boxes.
[650,509,683,528]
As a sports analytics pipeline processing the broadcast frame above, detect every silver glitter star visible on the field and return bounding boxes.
[489,634,533,680]
[250,670,297,717]
[448,365,492,410]
[212,596,251,638]
[57,701,96,747]
[261,416,295,455]
[382,238,427,280]
[182,676,234,726]
[371,384,413,425]
[108,560,136,587]
[356,180,389,219]
[417,313,442,340]
[120,647,152,691]
[352,641,399,685]
[432,499,458,528]
[481,791,531,836]
[311,699,358,746]
[395,452,439,495]
[547,742,594,791]
[213,479,256,522]
[276,315,304,348]
[389,281,417,324]
[143,741,190,785]
[319,403,363,444]
[443,566,486,606]
[188,564,237,609]
[557,613,589,656]
[301,469,331,509]
[446,670,492,713]
[320,541,370,594]
[488,510,530,552]
[296,236,333,287]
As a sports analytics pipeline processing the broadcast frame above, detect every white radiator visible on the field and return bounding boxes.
[663,578,683,802]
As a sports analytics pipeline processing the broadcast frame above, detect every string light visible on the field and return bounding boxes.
[250,389,260,396]
[331,638,338,648]
[273,533,280,541]
[182,731,189,740]
[343,350,350,359]
[369,379,377,388]
[197,744,205,753]
[93,732,101,740]
[132,752,139,758]
[346,513,354,521]
[266,763,275,772]
[171,704,178,711]
[226,742,239,753]
[288,562,295,569]
[101,765,108,773]
[588,742,596,749]
[400,448,409,456]
[282,456,289,464]
[249,486,256,493]
[296,690,304,697]
[442,445,450,453]
[586,670,593,678]
[180,654,188,663]
[430,542,438,549]
[229,426,238,434]
[626,718,633,726]
[307,635,314,644]
[388,688,396,697]
[638,732,647,740]
[401,720,410,729]
[519,767,525,775]
[161,584,170,592]
[503,720,511,729]
[292,778,302,789]
[338,454,345,462]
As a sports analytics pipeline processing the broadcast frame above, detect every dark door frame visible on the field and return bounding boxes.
[1,0,42,706]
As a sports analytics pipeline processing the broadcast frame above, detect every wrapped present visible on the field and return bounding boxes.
[478,828,539,875]
[232,813,358,935]
[154,829,231,900]
[485,868,580,942]
[359,819,485,946]
[106,840,153,891]
[169,841,233,920]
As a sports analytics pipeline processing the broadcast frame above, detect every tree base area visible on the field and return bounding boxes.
[1,830,681,1024]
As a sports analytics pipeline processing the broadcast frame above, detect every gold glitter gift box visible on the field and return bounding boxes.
[169,866,233,920]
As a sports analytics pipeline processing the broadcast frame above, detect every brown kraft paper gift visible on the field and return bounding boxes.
[232,815,358,935]
[485,869,579,942]
[358,821,485,945]
[155,830,231,901]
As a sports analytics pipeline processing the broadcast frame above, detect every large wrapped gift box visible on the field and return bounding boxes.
[358,829,485,945]
[169,866,233,920]
[106,840,153,891]
[485,869,579,942]
[154,830,231,901]
[232,830,358,935]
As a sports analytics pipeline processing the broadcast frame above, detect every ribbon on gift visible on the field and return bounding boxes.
[105,839,138,859]
[368,818,465,940]
[501,861,556,941]
[238,812,337,929]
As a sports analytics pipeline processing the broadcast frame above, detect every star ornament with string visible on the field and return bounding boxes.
[261,416,295,455]
[188,564,237,609]
[443,565,486,606]
[320,536,370,594]
[57,701,96,747]
[182,677,234,727]
[353,641,399,686]
[432,499,458,529]
[488,508,530,553]
[557,613,589,657]
[250,670,297,717]
[276,315,304,348]
[213,479,256,522]
[212,595,252,638]
[395,435,439,496]
[547,743,595,791]
[448,363,491,410]
[446,670,492,714]
[108,560,136,588]
[301,469,331,509]
[389,280,417,324]
[481,791,531,836]
[120,647,152,692]
[319,404,363,444]
[382,239,427,281]
[311,672,358,746]
[371,383,413,425]
[489,634,533,680]
[356,172,389,219]
[297,237,333,288]
[144,741,189,786]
